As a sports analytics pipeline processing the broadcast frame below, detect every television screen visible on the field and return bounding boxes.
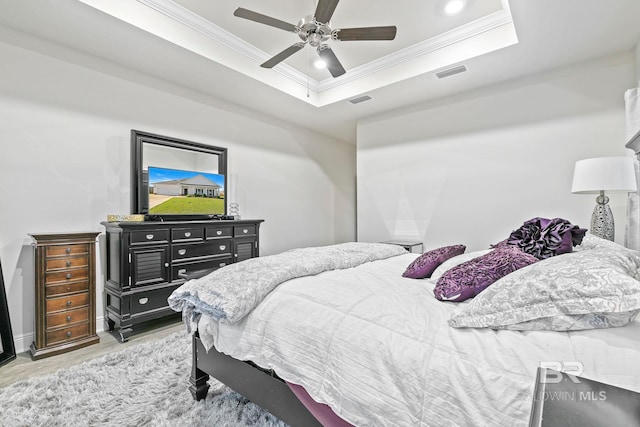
[146,166,225,216]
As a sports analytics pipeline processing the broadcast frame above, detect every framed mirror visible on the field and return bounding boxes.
[131,130,228,220]
[0,258,16,367]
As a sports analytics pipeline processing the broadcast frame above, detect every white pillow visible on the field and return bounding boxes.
[448,236,640,331]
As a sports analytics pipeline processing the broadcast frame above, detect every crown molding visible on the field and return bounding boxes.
[137,0,513,96]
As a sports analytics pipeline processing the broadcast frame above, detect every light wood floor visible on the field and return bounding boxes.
[0,317,184,389]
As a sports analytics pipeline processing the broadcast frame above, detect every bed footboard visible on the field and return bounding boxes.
[190,332,322,427]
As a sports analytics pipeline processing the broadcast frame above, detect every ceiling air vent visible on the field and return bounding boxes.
[435,65,467,79]
[349,95,372,104]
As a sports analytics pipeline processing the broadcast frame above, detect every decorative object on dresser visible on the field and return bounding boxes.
[28,232,100,360]
[101,219,263,342]
[0,257,17,367]
[571,157,637,240]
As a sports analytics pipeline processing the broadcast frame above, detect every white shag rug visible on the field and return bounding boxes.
[0,331,288,427]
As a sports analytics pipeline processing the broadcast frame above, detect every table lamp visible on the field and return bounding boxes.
[571,157,638,240]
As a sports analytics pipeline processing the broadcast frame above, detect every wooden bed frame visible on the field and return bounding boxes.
[190,331,322,426]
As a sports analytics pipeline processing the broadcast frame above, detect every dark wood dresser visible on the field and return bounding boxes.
[29,232,100,360]
[101,219,263,342]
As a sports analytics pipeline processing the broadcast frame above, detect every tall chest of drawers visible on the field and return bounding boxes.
[29,232,100,359]
[101,219,263,342]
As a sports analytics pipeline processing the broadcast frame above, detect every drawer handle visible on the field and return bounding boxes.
[178,269,187,275]
[146,234,154,240]
[66,273,72,279]
[219,245,226,251]
[66,331,72,338]
[242,229,248,234]
[66,300,72,307]
[66,261,72,267]
[184,232,192,237]
[66,315,72,322]
[139,297,149,305]
[164,262,169,268]
[66,247,71,254]
[219,262,226,267]
[216,230,223,236]
[178,249,187,256]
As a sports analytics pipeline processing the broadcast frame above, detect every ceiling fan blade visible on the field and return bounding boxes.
[333,26,397,41]
[261,43,306,68]
[314,0,340,24]
[317,45,346,77]
[233,7,297,32]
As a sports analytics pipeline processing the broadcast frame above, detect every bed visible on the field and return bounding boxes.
[168,219,640,426]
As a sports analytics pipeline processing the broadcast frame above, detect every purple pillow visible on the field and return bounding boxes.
[434,246,538,302]
[402,244,466,279]
[506,217,586,260]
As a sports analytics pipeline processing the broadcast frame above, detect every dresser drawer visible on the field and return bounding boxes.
[47,307,89,329]
[46,323,89,346]
[131,286,179,315]
[46,244,88,258]
[45,280,89,297]
[172,257,232,280]
[46,255,89,271]
[206,226,233,239]
[46,292,89,313]
[172,227,204,242]
[45,268,88,285]
[130,229,169,245]
[173,240,231,261]
[234,225,256,237]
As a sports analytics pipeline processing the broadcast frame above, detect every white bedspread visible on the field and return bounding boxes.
[198,253,640,427]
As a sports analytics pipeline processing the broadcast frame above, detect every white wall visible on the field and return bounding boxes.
[636,40,640,83]
[0,41,356,353]
[357,51,637,252]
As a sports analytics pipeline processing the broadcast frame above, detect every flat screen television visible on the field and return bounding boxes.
[144,166,226,219]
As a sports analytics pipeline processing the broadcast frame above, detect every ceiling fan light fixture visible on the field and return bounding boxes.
[444,0,467,15]
[313,58,327,69]
[234,0,397,77]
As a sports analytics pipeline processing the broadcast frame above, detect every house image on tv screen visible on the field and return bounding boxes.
[153,174,222,198]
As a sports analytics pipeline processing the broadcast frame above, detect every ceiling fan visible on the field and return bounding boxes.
[233,0,397,78]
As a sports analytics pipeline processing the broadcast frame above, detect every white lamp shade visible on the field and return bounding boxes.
[571,157,638,194]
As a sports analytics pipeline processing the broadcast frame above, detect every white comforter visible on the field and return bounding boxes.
[197,253,640,427]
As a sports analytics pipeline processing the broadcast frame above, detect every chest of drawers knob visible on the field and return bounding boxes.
[138,297,149,305]
[66,273,72,279]
[146,234,154,240]
[66,315,72,322]
[66,261,72,267]
[66,300,72,307]
[66,331,72,338]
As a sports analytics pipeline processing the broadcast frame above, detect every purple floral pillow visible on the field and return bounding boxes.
[505,217,587,260]
[402,244,466,279]
[434,246,538,302]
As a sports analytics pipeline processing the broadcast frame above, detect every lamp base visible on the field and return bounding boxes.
[590,191,614,241]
